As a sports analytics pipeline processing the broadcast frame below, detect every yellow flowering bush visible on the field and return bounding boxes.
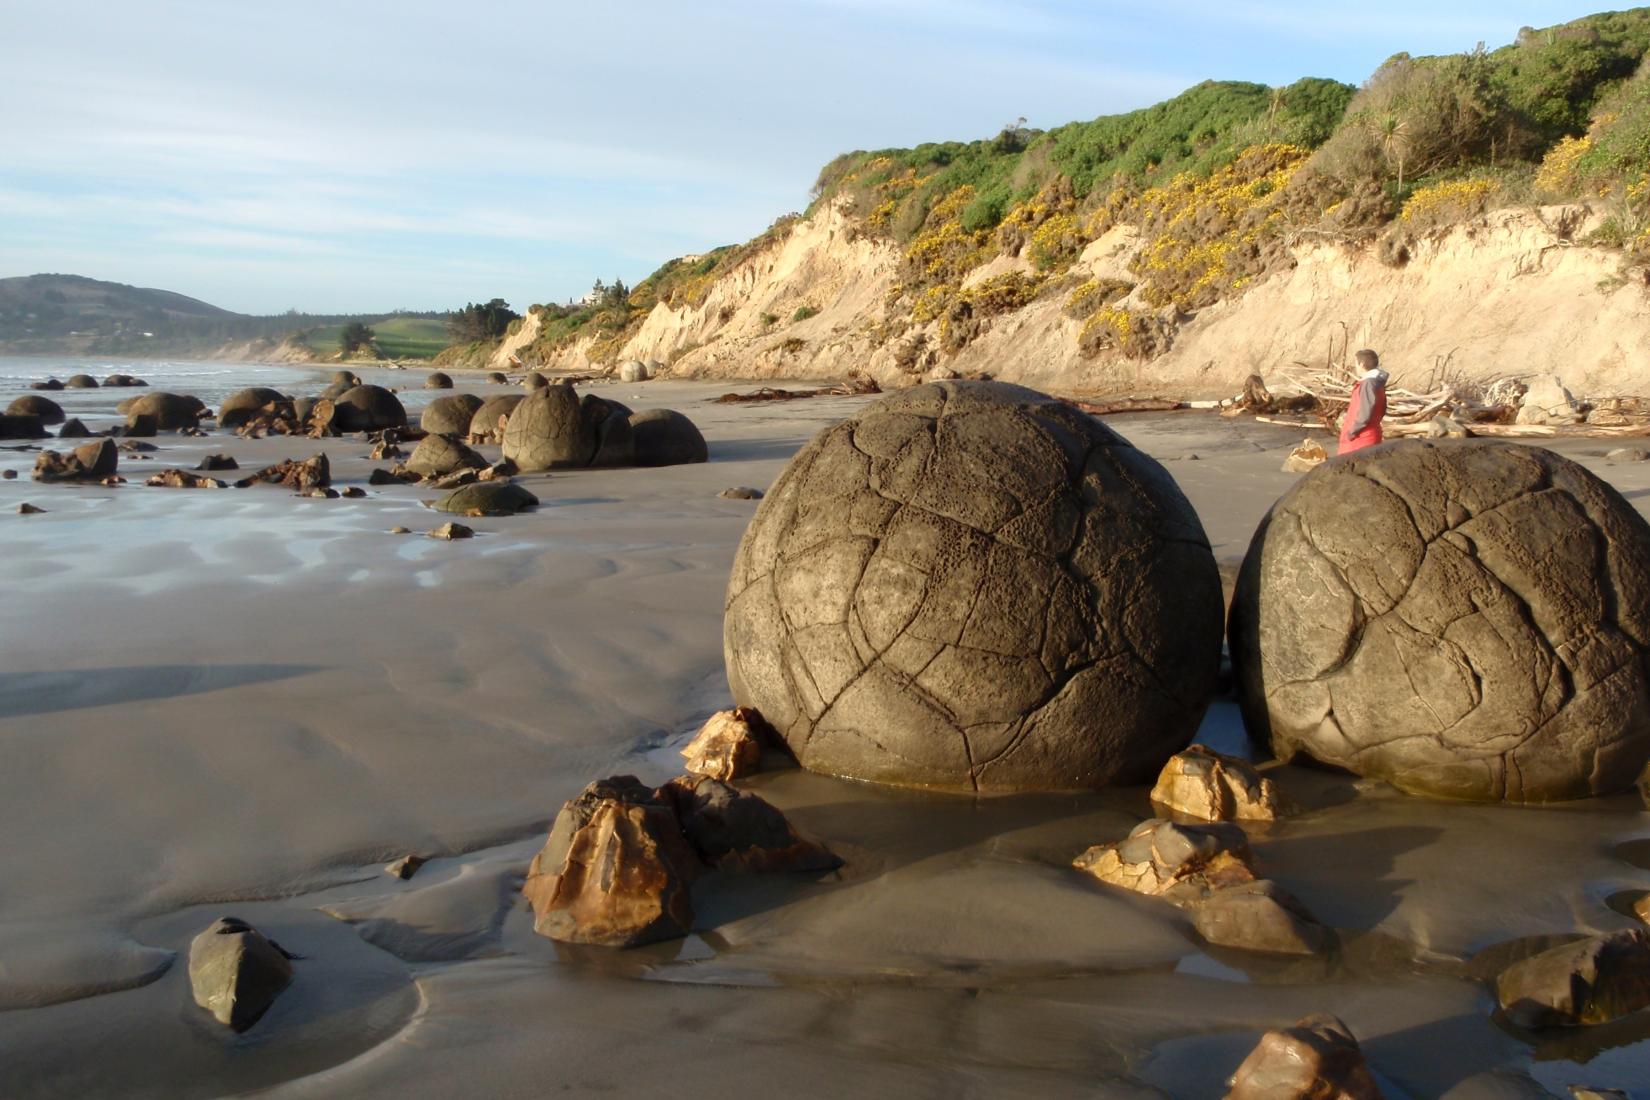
[1536,135,1593,196]
[1398,177,1501,226]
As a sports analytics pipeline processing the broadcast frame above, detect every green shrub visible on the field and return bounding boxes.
[791,304,819,322]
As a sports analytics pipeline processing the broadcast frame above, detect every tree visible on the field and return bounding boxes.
[339,321,375,354]
[445,298,520,342]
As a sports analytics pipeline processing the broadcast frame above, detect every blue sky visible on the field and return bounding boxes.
[0,0,1620,314]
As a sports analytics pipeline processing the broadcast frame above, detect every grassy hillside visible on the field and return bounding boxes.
[305,315,451,360]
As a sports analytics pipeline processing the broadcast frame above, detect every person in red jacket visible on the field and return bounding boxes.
[1338,349,1389,455]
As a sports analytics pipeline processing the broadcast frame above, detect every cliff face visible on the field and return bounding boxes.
[535,200,1645,399]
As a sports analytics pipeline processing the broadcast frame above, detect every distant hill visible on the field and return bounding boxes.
[0,274,453,360]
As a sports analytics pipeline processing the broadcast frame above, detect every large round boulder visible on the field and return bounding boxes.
[65,374,99,389]
[421,393,484,436]
[468,394,523,443]
[618,360,649,383]
[503,384,598,471]
[7,395,64,425]
[487,371,509,385]
[630,409,707,466]
[723,380,1223,793]
[425,371,453,390]
[1230,439,1650,802]
[121,392,201,431]
[219,387,288,427]
[332,385,407,432]
[436,482,539,516]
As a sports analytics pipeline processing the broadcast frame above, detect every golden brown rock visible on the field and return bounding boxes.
[1151,745,1289,822]
[1225,1014,1383,1099]
[681,707,769,780]
[1281,437,1328,473]
[235,453,330,490]
[146,469,227,489]
[1073,819,1255,902]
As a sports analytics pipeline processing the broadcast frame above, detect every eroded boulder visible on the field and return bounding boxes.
[1281,438,1327,473]
[630,408,707,466]
[1151,745,1289,822]
[503,384,596,471]
[332,385,407,432]
[1496,929,1650,1028]
[187,917,294,1032]
[33,439,117,482]
[406,434,486,478]
[522,371,549,391]
[1073,819,1255,902]
[7,395,64,425]
[725,380,1222,792]
[425,371,453,389]
[1231,440,1650,802]
[1517,375,1583,426]
[122,392,201,431]
[421,393,484,436]
[147,469,226,489]
[219,387,288,428]
[57,418,90,438]
[618,360,649,383]
[487,371,509,385]
[64,374,98,389]
[1225,1014,1384,1099]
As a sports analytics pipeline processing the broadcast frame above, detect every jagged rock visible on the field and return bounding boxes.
[341,486,366,498]
[420,393,484,436]
[406,434,487,478]
[1073,819,1255,902]
[435,482,538,516]
[1151,745,1289,822]
[196,454,238,471]
[426,468,474,489]
[0,413,48,439]
[522,371,548,391]
[1192,879,1331,956]
[618,360,649,383]
[332,385,407,432]
[64,374,99,389]
[18,502,44,514]
[235,453,330,490]
[146,469,226,489]
[1281,437,1328,473]
[1517,375,1583,426]
[425,371,453,389]
[118,440,157,453]
[385,855,426,880]
[7,395,64,424]
[522,776,700,947]
[121,392,201,431]
[467,394,523,444]
[681,707,770,780]
[33,439,117,482]
[428,522,473,540]
[180,425,207,437]
[725,380,1221,792]
[187,917,294,1032]
[219,387,288,427]
[30,378,63,391]
[1496,929,1650,1028]
[629,408,707,466]
[1231,440,1650,802]
[302,487,341,499]
[719,487,763,500]
[57,418,90,438]
[661,775,840,873]
[503,384,597,471]
[1225,1014,1383,1099]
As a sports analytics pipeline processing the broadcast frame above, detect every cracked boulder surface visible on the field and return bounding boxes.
[1230,439,1650,802]
[723,380,1223,792]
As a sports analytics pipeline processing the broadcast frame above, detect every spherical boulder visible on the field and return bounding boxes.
[420,393,484,436]
[724,380,1223,792]
[487,371,509,385]
[332,385,407,432]
[630,409,707,466]
[590,400,635,467]
[436,481,539,516]
[219,387,288,427]
[618,360,649,383]
[121,392,201,431]
[65,374,99,389]
[425,371,453,390]
[331,370,361,387]
[1230,439,1650,802]
[7,395,65,425]
[522,371,548,391]
[406,434,486,478]
[502,384,598,471]
[467,394,523,442]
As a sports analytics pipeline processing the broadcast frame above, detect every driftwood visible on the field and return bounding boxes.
[714,378,881,404]
[1063,397,1187,416]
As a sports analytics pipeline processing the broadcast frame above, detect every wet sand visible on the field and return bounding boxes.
[1,372,1648,1097]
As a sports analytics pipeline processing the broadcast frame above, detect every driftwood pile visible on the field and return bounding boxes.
[714,378,881,404]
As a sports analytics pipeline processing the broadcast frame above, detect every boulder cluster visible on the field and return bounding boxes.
[501,383,707,471]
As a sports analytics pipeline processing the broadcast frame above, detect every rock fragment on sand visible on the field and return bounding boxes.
[1495,929,1650,1028]
[187,917,295,1032]
[302,487,341,499]
[32,439,117,482]
[429,522,473,540]
[523,776,701,947]
[1073,819,1255,902]
[1281,437,1327,473]
[146,469,226,489]
[18,502,44,514]
[235,453,330,491]
[718,486,763,500]
[2,470,17,480]
[389,525,410,534]
[196,454,238,472]
[661,774,840,873]
[1606,448,1649,464]
[618,360,650,383]
[341,486,365,498]
[57,418,90,438]
[1192,880,1331,956]
[385,855,427,880]
[1151,745,1289,822]
[1225,1013,1383,1099]
[681,707,769,780]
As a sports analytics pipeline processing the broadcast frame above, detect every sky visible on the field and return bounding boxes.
[0,0,1623,315]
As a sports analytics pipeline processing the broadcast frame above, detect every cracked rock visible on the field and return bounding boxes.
[1073,818,1256,902]
[1150,744,1290,822]
[1231,440,1650,802]
[724,380,1222,792]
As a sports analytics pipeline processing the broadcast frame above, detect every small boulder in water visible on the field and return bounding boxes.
[428,521,474,540]
[196,454,238,471]
[65,373,99,389]
[1496,929,1650,1028]
[1191,879,1331,956]
[425,371,453,389]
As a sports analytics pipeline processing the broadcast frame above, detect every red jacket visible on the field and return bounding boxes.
[1338,374,1387,455]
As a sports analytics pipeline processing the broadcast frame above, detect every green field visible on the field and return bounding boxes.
[305,315,451,359]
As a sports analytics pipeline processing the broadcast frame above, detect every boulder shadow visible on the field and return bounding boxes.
[1248,824,1442,932]
[706,437,811,463]
[0,664,319,718]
